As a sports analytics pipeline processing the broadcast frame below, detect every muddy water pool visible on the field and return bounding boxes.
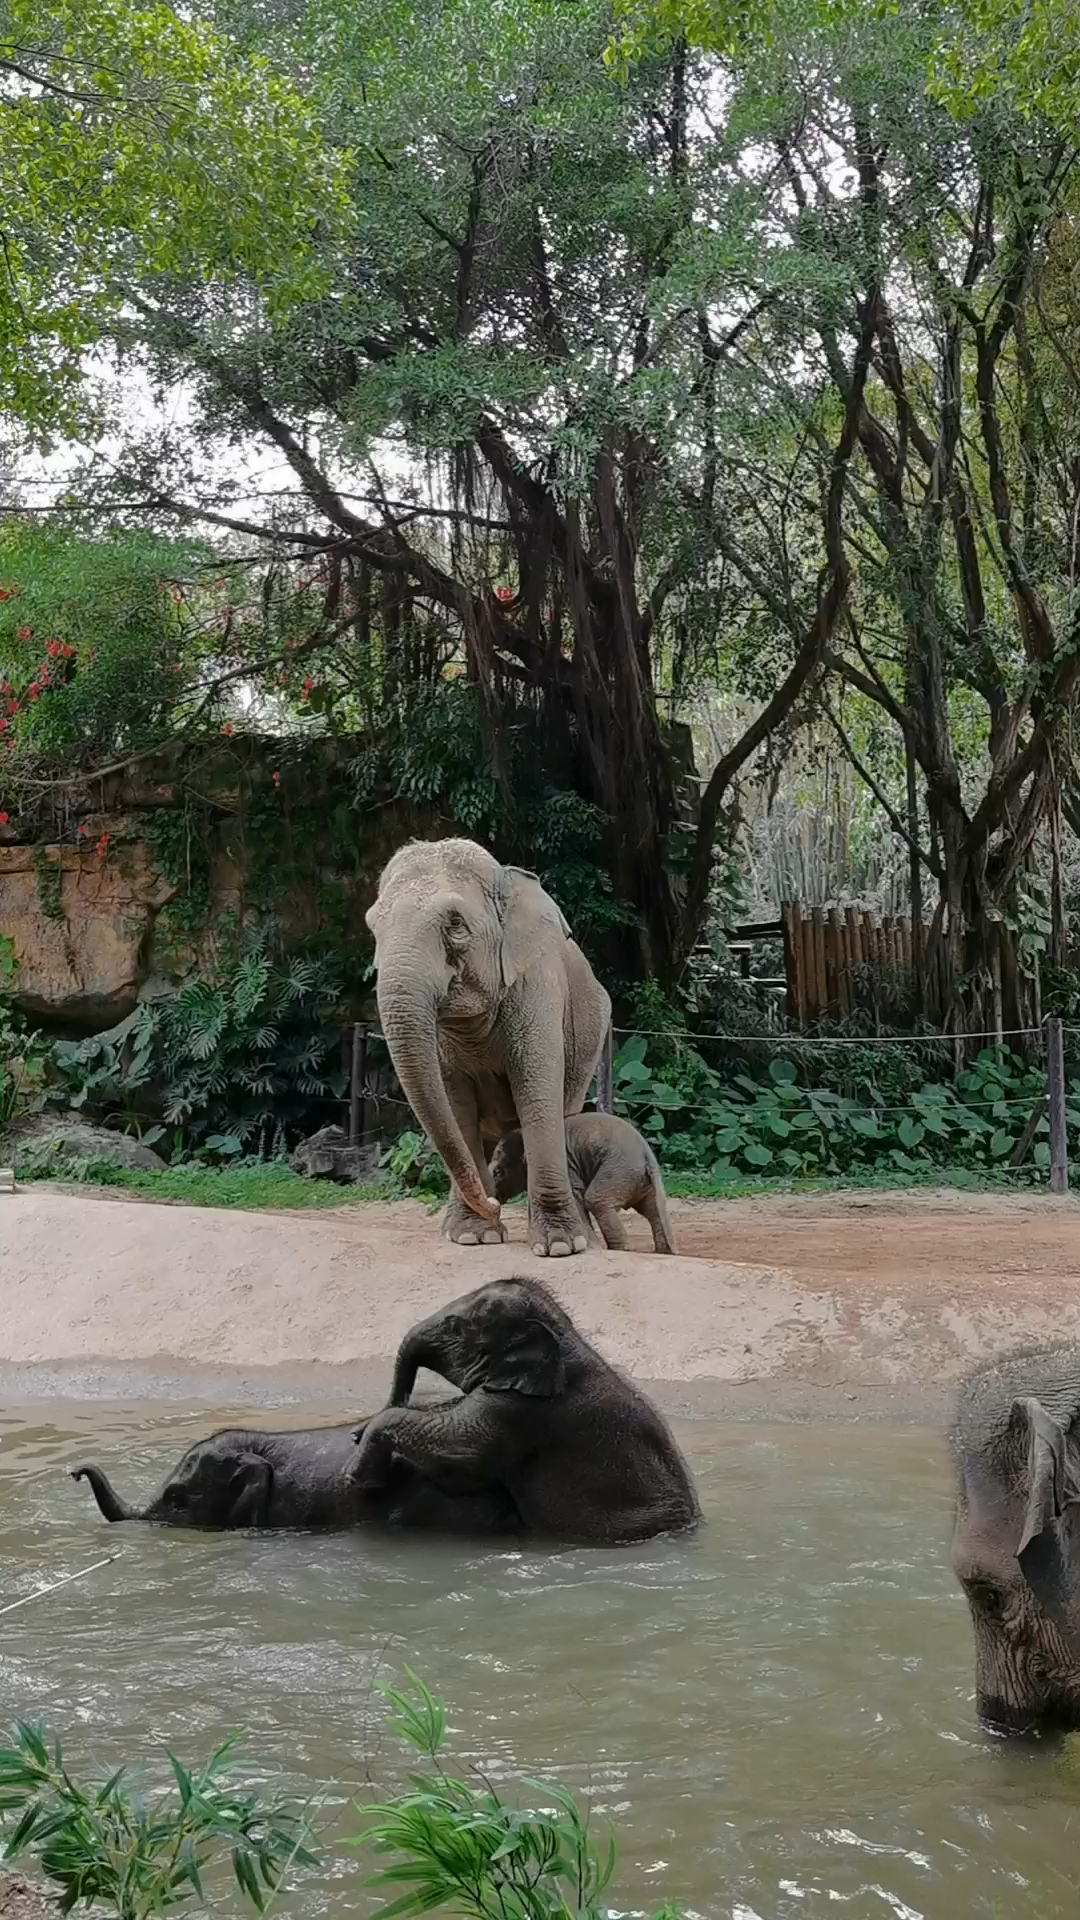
[2,1407,1077,1920]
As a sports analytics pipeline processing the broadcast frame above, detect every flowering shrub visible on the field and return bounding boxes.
[0,527,206,768]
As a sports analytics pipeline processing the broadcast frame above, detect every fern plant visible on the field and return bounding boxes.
[153,927,346,1158]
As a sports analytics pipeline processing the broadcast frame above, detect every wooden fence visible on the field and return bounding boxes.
[781,903,914,1026]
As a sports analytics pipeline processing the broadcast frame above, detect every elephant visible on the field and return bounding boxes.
[71,1416,523,1535]
[346,1275,701,1543]
[366,837,611,1257]
[951,1341,1080,1735]
[490,1113,677,1254]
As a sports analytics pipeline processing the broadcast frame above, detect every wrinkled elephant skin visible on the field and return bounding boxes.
[366,837,610,1256]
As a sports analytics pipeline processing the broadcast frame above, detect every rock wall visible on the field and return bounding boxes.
[0,741,420,1030]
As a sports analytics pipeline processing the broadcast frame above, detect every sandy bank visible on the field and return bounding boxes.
[3,1186,1080,1419]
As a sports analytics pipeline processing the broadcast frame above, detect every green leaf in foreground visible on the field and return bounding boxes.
[0,1722,316,1920]
[355,1674,677,1920]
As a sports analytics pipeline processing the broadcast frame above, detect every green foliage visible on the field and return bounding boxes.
[384,1129,451,1203]
[355,1672,677,1920]
[0,0,344,430]
[150,929,345,1158]
[351,683,637,951]
[51,1007,161,1140]
[0,1722,316,1920]
[12,1156,383,1208]
[0,529,203,768]
[615,1037,1060,1181]
[0,934,49,1129]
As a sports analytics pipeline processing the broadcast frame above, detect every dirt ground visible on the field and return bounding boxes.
[2,1184,1080,1421]
[0,1880,52,1920]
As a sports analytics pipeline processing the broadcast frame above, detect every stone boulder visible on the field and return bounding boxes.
[289,1124,381,1184]
[2,1113,166,1173]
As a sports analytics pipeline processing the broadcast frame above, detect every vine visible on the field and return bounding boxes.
[31,846,63,922]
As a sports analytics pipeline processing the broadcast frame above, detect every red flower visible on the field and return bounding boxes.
[77,824,87,837]
[27,687,38,702]
[495,585,515,603]
[221,722,233,736]
[0,812,8,826]
[16,625,30,642]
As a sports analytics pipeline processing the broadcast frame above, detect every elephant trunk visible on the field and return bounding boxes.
[377,980,498,1224]
[390,1329,441,1404]
[70,1463,136,1522]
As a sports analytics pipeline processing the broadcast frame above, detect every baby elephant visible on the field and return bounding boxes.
[72,1417,521,1536]
[491,1112,677,1254]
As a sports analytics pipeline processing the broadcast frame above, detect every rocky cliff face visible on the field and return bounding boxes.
[0,741,414,1030]
[0,827,176,1027]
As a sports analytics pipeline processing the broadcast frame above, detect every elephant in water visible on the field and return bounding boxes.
[348,1275,701,1543]
[952,1341,1080,1735]
[365,837,610,1257]
[72,1417,522,1535]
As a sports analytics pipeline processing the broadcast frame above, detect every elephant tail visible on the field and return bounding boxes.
[645,1152,677,1256]
[70,1463,136,1522]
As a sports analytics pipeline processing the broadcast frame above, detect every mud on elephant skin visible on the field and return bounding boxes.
[491,1113,677,1255]
[365,837,610,1257]
[72,1418,522,1536]
[952,1341,1080,1736]
[348,1274,701,1544]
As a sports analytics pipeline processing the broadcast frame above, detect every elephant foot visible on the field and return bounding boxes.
[528,1198,589,1258]
[443,1195,507,1247]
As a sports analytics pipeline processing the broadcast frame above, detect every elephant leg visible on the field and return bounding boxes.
[583,1176,629,1251]
[348,1401,516,1491]
[441,1070,507,1247]
[571,1184,602,1248]
[507,1031,588,1257]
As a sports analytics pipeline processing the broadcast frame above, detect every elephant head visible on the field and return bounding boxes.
[366,839,570,1222]
[388,1275,572,1406]
[489,1129,527,1203]
[71,1438,272,1528]
[951,1345,1080,1735]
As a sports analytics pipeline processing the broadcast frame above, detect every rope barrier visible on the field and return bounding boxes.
[611,1025,1044,1048]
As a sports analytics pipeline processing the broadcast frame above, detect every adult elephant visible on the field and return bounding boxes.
[347,1276,701,1543]
[71,1417,521,1536]
[366,837,610,1257]
[951,1341,1080,1735]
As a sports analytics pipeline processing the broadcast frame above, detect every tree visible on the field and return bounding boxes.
[73,0,868,984]
[613,0,1080,1026]
[0,0,342,432]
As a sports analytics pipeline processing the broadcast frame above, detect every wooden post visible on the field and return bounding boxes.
[782,905,803,1027]
[1009,1093,1048,1169]
[597,1025,614,1114]
[802,909,818,1022]
[1047,1015,1069,1193]
[829,907,849,1014]
[814,907,831,1015]
[349,1022,368,1147]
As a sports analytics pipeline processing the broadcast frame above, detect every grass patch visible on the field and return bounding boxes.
[663,1164,1036,1199]
[17,1158,388,1210]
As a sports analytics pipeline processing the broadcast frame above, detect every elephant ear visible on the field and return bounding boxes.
[223,1454,273,1528]
[496,865,571,991]
[1012,1397,1080,1608]
[485,1319,566,1397]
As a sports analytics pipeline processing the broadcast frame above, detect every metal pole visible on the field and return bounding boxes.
[597,1025,614,1115]
[1047,1014,1069,1193]
[349,1023,368,1147]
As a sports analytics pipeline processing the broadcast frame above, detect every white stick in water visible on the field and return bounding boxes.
[0,1553,122,1618]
